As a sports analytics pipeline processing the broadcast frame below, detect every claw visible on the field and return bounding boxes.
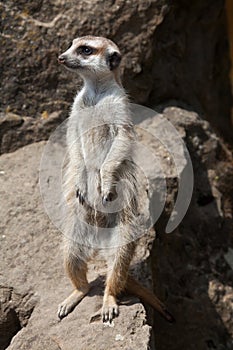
[113,307,119,317]
[80,194,84,205]
[103,311,108,322]
[102,196,108,206]
[76,189,85,205]
[102,303,119,324]
[108,308,114,322]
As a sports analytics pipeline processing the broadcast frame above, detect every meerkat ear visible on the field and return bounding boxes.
[107,51,122,70]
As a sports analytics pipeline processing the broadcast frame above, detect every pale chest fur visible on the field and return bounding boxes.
[69,93,131,170]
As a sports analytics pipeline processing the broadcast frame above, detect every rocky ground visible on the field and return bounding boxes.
[0,140,153,350]
[0,106,232,349]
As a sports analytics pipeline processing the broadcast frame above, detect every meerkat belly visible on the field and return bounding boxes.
[82,128,112,167]
[81,124,114,205]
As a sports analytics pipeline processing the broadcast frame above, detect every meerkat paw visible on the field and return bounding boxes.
[101,183,117,206]
[58,289,88,319]
[102,295,119,323]
[102,191,115,206]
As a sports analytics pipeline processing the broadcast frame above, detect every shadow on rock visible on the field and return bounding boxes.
[151,107,233,350]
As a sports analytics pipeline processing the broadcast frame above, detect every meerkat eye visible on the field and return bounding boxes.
[80,46,93,55]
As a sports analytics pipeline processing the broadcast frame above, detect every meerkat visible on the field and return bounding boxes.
[57,35,174,323]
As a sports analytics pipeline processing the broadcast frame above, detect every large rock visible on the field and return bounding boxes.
[0,141,154,350]
[1,0,232,143]
[0,111,63,154]
[151,107,233,350]
[0,106,232,349]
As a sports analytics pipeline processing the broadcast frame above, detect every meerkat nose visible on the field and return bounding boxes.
[58,54,66,64]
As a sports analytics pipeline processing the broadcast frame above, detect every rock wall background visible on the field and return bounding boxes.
[1,0,232,145]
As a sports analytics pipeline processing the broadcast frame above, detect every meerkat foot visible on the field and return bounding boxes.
[58,288,89,319]
[102,295,119,323]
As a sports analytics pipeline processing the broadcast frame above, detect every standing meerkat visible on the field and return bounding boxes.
[57,35,174,323]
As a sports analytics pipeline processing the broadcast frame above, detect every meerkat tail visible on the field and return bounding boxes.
[126,275,175,323]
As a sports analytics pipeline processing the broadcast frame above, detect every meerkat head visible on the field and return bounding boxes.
[58,36,122,79]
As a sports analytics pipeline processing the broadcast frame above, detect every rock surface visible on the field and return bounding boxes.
[0,140,155,350]
[151,108,233,350]
[0,111,63,154]
[0,106,232,349]
[1,0,232,142]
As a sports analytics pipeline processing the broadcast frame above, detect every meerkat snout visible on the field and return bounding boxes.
[58,54,66,64]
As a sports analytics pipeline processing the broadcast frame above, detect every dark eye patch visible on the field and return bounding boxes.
[78,46,94,55]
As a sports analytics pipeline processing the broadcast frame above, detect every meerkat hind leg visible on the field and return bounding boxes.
[102,243,135,323]
[58,257,90,319]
